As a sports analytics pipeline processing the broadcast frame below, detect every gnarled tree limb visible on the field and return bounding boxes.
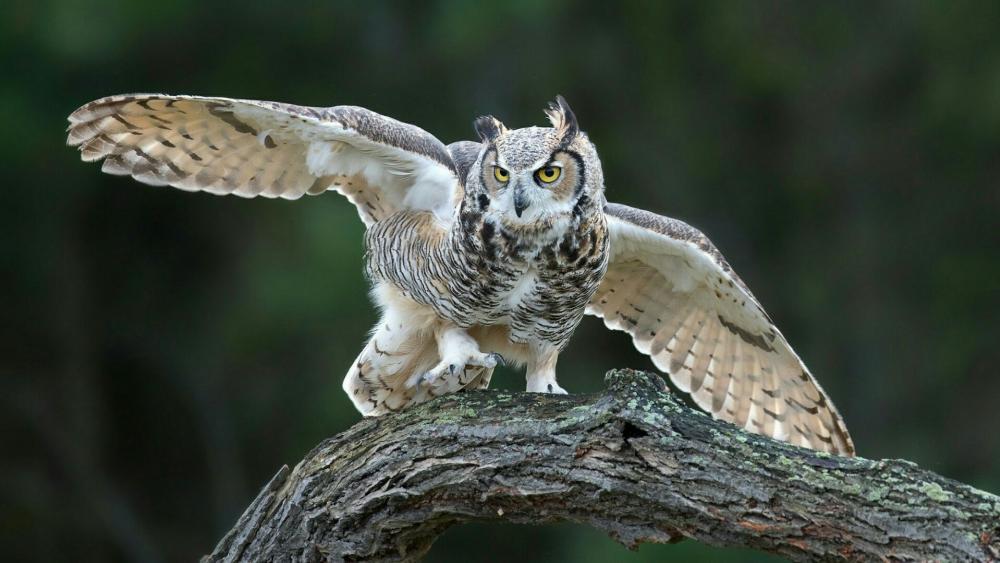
[206,369,1000,562]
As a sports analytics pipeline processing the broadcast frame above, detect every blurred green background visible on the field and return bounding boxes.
[2,1,998,561]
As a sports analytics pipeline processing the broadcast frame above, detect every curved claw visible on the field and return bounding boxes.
[486,352,505,367]
[545,382,568,394]
[405,370,427,389]
[526,377,568,394]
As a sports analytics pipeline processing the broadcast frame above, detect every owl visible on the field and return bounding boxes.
[67,94,855,456]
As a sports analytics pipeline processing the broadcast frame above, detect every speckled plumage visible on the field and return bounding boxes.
[66,93,855,456]
[356,102,610,411]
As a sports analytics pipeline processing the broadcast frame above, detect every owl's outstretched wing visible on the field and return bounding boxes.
[67,94,460,226]
[588,203,855,456]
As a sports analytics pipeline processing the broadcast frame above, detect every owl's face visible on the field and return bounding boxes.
[472,98,604,231]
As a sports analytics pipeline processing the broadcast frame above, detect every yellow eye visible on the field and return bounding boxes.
[493,166,509,182]
[535,165,561,184]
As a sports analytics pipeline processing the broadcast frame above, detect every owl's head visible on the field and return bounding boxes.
[471,96,604,231]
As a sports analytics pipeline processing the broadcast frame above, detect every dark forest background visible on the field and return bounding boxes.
[2,1,998,561]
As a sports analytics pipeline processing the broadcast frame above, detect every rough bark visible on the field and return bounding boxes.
[206,369,1000,562]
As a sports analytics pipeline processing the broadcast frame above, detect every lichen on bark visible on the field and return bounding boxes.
[206,369,1000,562]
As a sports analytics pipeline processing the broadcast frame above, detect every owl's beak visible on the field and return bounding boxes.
[513,186,529,217]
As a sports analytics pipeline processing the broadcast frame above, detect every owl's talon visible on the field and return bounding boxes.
[404,370,432,389]
[486,352,505,367]
[526,377,568,394]
[418,346,500,391]
[545,382,568,394]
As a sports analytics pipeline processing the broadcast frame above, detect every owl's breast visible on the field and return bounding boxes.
[364,208,609,347]
[497,216,611,346]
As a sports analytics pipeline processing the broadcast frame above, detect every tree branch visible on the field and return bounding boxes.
[206,369,1000,562]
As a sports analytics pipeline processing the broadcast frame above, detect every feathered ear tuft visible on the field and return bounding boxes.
[474,115,508,142]
[544,95,579,145]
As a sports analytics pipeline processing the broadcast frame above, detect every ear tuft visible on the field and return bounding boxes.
[474,115,508,142]
[544,95,579,145]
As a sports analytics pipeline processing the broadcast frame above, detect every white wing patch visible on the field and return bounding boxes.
[402,161,460,223]
[606,218,766,327]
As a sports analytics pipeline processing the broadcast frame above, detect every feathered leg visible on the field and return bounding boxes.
[343,290,496,416]
[343,312,436,415]
[525,345,567,394]
[408,324,501,391]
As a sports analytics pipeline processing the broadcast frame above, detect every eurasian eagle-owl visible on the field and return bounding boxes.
[66,94,854,456]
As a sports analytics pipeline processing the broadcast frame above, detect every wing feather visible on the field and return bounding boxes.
[588,203,855,456]
[67,94,460,226]
[688,315,720,394]
[711,335,735,413]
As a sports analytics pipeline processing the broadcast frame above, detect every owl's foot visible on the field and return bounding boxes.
[525,347,567,394]
[406,351,503,390]
[526,377,568,394]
